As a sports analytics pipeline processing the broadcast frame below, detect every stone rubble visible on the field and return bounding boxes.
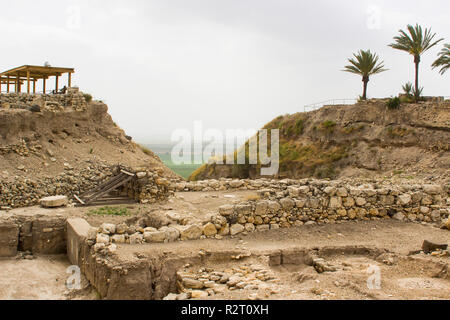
[0,164,178,208]
[162,264,280,300]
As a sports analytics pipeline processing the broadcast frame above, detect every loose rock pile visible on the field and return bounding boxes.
[0,161,115,208]
[163,264,280,300]
[0,164,177,208]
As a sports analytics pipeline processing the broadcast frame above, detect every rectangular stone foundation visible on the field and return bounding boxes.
[0,219,19,257]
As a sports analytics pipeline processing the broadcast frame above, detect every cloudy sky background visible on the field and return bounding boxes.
[1,0,448,143]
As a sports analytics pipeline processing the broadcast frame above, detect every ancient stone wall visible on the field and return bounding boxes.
[0,87,87,112]
[218,182,449,232]
[87,180,449,251]
[120,168,175,204]
[0,213,66,257]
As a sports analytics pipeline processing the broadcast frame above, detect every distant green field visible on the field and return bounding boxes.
[157,153,202,180]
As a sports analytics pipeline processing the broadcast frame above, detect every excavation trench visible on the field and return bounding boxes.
[1,215,448,300]
[67,218,449,300]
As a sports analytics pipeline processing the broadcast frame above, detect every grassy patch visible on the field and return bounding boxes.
[320,120,337,133]
[386,97,400,110]
[341,124,365,135]
[264,114,305,137]
[88,206,129,216]
[139,145,154,156]
[387,127,413,138]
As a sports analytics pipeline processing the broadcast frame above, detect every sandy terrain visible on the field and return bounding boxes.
[0,255,95,300]
[1,190,448,300]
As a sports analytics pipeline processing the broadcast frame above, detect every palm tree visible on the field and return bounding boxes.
[389,24,443,101]
[342,49,387,100]
[432,44,450,75]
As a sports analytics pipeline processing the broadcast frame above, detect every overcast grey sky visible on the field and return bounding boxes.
[1,0,448,143]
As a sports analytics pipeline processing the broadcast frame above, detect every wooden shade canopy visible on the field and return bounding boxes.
[0,65,74,94]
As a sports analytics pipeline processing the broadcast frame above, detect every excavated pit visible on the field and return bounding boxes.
[69,219,449,301]
[1,211,449,300]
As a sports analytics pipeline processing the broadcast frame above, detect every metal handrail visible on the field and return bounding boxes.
[303,96,450,112]
[303,98,357,112]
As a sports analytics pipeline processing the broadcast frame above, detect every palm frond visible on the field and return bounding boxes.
[432,43,450,75]
[342,50,388,77]
[389,24,444,56]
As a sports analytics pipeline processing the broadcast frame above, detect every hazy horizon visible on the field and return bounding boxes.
[1,0,449,144]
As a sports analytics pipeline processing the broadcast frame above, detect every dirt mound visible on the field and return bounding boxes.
[190,99,450,182]
[0,92,180,207]
[0,101,177,180]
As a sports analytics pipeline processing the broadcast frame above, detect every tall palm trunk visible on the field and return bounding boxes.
[414,55,420,102]
[362,75,369,100]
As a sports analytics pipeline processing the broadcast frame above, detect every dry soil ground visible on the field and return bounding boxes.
[1,190,449,300]
[0,255,95,300]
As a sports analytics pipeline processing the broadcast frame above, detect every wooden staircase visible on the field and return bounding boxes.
[74,169,136,206]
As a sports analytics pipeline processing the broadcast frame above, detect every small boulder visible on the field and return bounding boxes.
[202,223,218,237]
[219,205,235,216]
[180,225,202,241]
[111,234,126,244]
[392,212,405,221]
[160,226,180,242]
[144,231,166,243]
[129,233,144,244]
[441,218,450,230]
[40,195,68,208]
[100,223,116,235]
[230,224,245,236]
[96,233,110,244]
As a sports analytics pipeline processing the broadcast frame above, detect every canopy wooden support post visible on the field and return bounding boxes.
[16,73,20,93]
[27,70,30,94]
[43,78,46,94]
[68,72,72,88]
[33,79,36,94]
[7,76,10,93]
[55,75,59,92]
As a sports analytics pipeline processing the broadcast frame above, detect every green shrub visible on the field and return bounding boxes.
[414,86,424,101]
[295,118,305,135]
[402,82,413,97]
[83,93,93,103]
[88,206,129,216]
[322,120,336,128]
[321,120,336,133]
[386,97,400,110]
